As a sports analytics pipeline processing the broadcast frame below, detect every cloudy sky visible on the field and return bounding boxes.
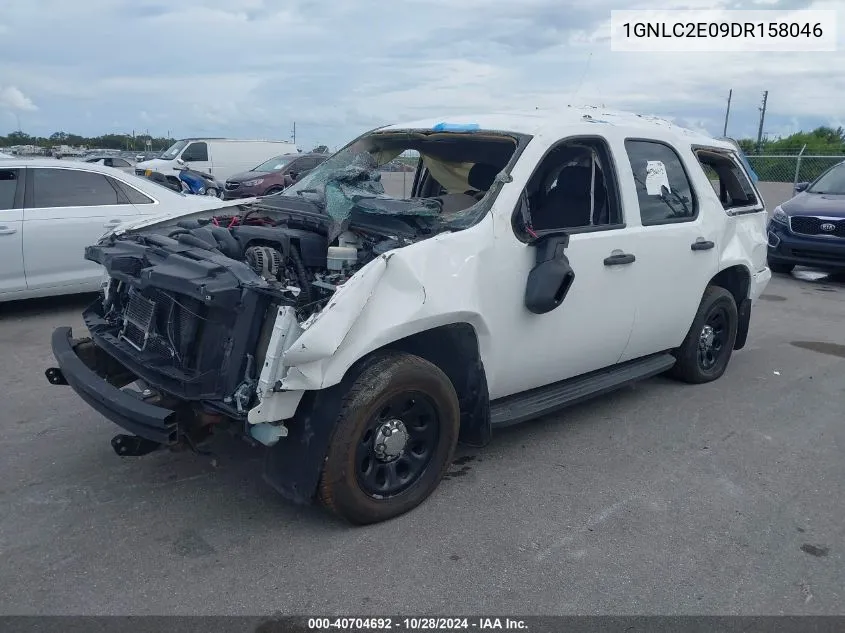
[1,0,842,150]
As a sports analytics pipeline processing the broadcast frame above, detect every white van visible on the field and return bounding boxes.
[135,138,299,181]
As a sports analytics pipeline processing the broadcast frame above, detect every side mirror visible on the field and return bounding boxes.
[289,171,299,180]
[794,181,809,192]
[524,233,575,315]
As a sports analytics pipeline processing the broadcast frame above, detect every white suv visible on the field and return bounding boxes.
[47,109,770,524]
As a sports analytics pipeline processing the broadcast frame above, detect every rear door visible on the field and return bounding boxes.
[616,139,720,362]
[23,167,141,290]
[0,167,25,294]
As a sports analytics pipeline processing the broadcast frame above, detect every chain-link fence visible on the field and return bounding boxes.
[745,147,845,185]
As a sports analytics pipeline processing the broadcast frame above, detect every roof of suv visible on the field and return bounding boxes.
[381,107,734,151]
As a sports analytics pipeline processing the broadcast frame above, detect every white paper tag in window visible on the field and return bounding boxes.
[645,160,670,195]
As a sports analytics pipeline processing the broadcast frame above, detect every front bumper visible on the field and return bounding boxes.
[767,221,845,270]
[47,327,178,445]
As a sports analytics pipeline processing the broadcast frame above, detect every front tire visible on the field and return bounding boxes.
[318,352,460,525]
[205,187,218,197]
[669,286,738,384]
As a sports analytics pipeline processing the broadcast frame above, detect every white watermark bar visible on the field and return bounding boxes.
[610,9,837,52]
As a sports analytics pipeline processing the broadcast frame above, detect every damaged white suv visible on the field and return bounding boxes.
[46,109,771,524]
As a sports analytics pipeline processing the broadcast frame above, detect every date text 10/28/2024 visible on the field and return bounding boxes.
[307,618,528,631]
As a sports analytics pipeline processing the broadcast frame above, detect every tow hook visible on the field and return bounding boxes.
[45,367,68,385]
[111,434,161,457]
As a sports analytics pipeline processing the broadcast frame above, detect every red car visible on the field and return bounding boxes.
[222,152,328,199]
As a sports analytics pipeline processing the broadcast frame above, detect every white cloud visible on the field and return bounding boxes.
[0,0,842,147]
[0,86,38,112]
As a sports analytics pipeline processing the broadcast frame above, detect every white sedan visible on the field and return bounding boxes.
[0,158,251,302]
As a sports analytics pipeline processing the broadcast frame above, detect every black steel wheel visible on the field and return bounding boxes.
[355,392,441,499]
[318,351,460,524]
[669,285,738,384]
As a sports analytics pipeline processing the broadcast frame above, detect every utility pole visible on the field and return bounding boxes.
[722,89,732,137]
[291,122,296,145]
[755,91,768,154]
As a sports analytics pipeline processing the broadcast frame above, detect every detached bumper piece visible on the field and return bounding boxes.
[47,326,178,446]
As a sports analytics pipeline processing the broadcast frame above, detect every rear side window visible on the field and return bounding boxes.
[0,169,19,210]
[625,140,697,225]
[31,168,121,208]
[112,178,154,204]
[695,150,760,210]
[181,142,208,162]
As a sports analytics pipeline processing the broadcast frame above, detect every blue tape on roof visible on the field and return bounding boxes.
[432,122,480,132]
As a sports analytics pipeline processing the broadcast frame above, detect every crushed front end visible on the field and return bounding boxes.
[45,200,402,454]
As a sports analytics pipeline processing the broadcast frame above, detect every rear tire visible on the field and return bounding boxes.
[669,286,738,384]
[767,259,794,274]
[318,351,460,525]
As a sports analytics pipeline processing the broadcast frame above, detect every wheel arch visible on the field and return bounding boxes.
[708,264,752,350]
[262,321,492,506]
[381,322,491,448]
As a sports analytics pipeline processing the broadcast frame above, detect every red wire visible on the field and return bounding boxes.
[526,225,538,238]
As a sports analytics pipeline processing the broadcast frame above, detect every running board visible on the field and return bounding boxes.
[489,353,676,428]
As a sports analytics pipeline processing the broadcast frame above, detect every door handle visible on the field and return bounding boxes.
[103,220,122,228]
[0,227,16,235]
[604,252,636,266]
[691,238,715,251]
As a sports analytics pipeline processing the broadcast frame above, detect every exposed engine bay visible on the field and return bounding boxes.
[82,203,420,428]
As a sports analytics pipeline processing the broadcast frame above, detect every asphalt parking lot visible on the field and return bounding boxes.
[1,270,843,616]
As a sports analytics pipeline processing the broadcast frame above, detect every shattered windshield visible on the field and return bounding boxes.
[280,129,521,238]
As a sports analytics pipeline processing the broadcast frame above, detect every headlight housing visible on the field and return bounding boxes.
[243,178,264,187]
[771,205,788,225]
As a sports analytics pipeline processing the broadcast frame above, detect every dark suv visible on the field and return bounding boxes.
[223,152,328,200]
[767,160,845,273]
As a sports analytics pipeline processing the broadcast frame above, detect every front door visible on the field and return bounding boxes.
[23,167,140,290]
[481,134,639,400]
[0,167,25,294]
